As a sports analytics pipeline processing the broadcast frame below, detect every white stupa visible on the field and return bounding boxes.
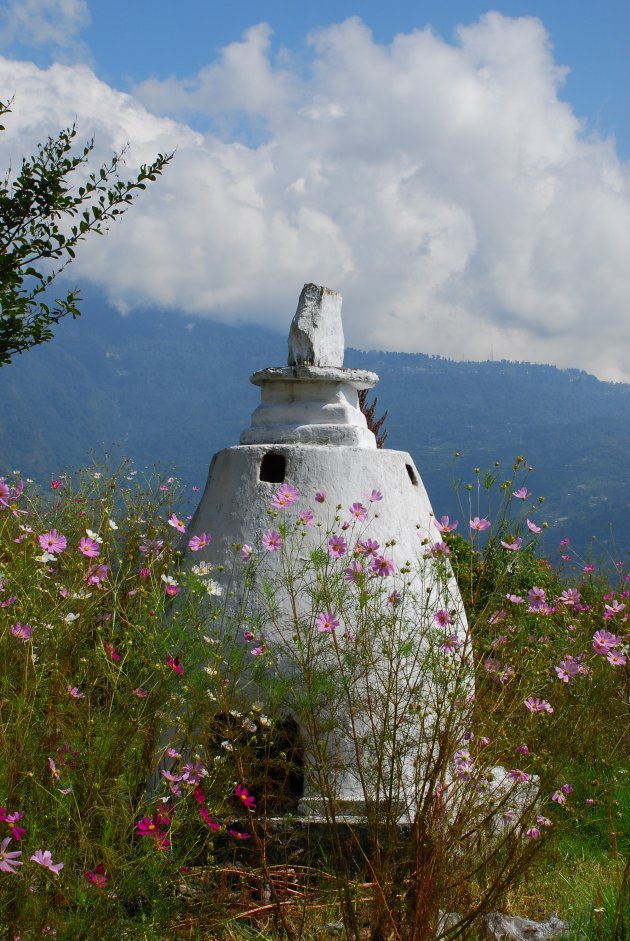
[188,283,467,813]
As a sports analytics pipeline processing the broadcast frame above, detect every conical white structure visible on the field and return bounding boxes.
[188,283,467,813]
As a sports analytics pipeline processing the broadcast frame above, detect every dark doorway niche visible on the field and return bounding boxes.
[406,463,418,485]
[260,452,286,483]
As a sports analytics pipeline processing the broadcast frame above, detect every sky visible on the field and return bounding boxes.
[1,0,629,381]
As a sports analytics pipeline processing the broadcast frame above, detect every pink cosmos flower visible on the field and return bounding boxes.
[527,586,546,609]
[104,641,120,661]
[387,590,401,607]
[87,563,109,586]
[167,655,183,675]
[551,790,566,805]
[84,864,107,888]
[592,629,622,654]
[38,529,67,554]
[31,849,64,875]
[0,809,26,841]
[168,514,186,533]
[235,784,256,810]
[343,561,365,583]
[555,658,580,683]
[133,688,149,699]
[251,645,265,656]
[558,588,580,606]
[199,807,221,830]
[424,541,450,559]
[188,532,211,552]
[506,593,525,604]
[607,650,627,666]
[440,634,462,654]
[10,622,31,641]
[0,837,22,874]
[136,814,170,849]
[328,534,348,558]
[262,530,282,552]
[501,536,523,551]
[298,510,314,528]
[526,827,541,840]
[537,815,553,827]
[50,479,63,490]
[370,556,395,577]
[241,543,253,561]
[271,484,300,509]
[0,595,17,608]
[181,760,206,783]
[604,600,625,618]
[508,769,530,783]
[435,515,458,533]
[67,685,85,700]
[526,519,542,533]
[524,696,554,714]
[355,538,380,557]
[228,829,251,840]
[316,611,339,633]
[512,487,532,500]
[583,564,595,573]
[515,745,530,756]
[434,609,453,628]
[470,517,490,532]
[348,502,368,521]
[366,489,383,502]
[314,490,327,503]
[79,536,100,558]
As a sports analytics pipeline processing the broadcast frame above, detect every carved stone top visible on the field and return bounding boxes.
[288,283,344,368]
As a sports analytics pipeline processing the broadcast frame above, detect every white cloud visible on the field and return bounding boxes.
[1,12,629,381]
[0,0,90,58]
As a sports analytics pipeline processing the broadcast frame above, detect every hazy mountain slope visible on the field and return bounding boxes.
[1,292,628,561]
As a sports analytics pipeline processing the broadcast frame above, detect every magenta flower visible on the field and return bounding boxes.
[271,484,300,509]
[370,556,395,577]
[241,543,253,561]
[136,813,170,849]
[79,536,100,558]
[262,530,283,552]
[10,622,31,641]
[316,610,340,633]
[525,827,541,840]
[298,510,314,528]
[235,784,256,811]
[592,629,622,654]
[512,487,532,500]
[435,515,458,533]
[551,790,566,805]
[0,837,22,874]
[524,696,554,714]
[133,687,149,699]
[0,809,26,841]
[348,502,368,521]
[84,864,107,888]
[104,641,120,661]
[188,532,211,552]
[87,563,109,586]
[327,534,348,558]
[30,849,64,875]
[526,519,542,533]
[434,609,453,628]
[168,514,186,533]
[38,529,67,554]
[199,807,221,830]
[251,645,265,656]
[50,479,63,490]
[314,490,327,503]
[228,829,251,840]
[470,517,490,532]
[167,655,183,675]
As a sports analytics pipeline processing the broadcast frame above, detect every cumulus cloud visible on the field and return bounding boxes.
[1,13,629,381]
[0,0,90,59]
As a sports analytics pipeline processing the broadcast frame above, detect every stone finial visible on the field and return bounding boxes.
[288,283,344,368]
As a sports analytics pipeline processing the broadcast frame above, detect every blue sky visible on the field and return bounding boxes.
[1,0,629,380]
